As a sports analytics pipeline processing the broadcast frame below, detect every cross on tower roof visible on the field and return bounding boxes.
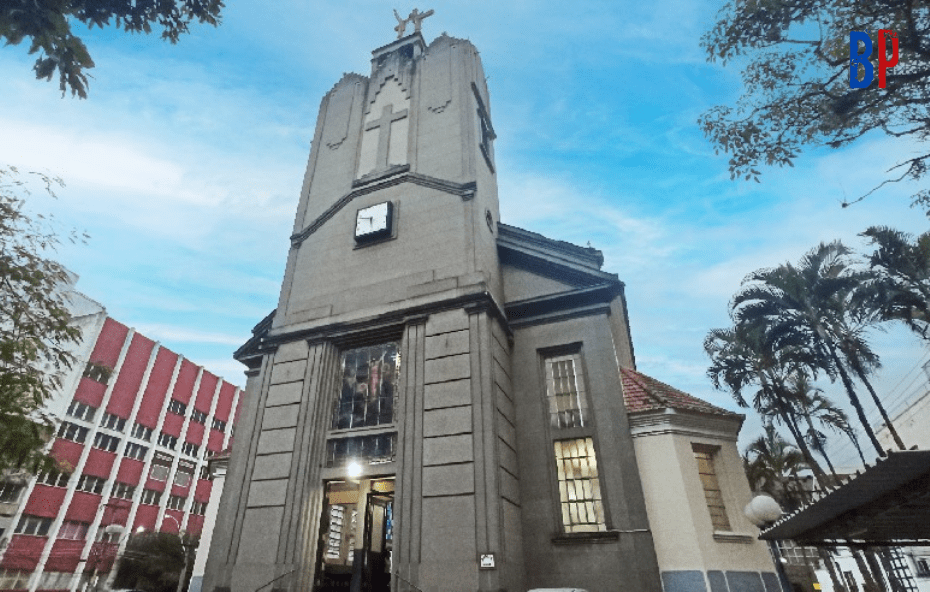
[392,8,434,39]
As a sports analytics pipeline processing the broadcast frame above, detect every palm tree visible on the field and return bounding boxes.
[784,374,866,473]
[861,226,930,339]
[731,241,894,458]
[742,422,810,511]
[705,323,830,487]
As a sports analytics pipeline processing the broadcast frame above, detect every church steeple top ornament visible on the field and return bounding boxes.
[392,8,434,38]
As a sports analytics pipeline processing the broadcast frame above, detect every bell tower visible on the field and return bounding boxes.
[204,14,522,592]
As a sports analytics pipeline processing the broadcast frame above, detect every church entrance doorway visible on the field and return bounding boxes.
[315,478,394,592]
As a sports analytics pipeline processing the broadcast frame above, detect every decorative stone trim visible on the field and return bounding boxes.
[551,530,621,545]
[712,531,755,544]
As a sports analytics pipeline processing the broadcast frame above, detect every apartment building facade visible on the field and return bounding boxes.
[0,293,243,592]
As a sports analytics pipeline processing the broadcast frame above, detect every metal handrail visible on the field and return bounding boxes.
[254,568,297,592]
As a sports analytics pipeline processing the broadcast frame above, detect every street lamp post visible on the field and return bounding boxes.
[745,495,792,592]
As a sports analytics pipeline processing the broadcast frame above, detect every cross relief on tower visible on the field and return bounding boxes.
[357,76,410,177]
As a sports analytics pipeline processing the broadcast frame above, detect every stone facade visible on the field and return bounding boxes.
[202,27,781,592]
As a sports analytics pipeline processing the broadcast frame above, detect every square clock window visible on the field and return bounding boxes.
[355,202,393,243]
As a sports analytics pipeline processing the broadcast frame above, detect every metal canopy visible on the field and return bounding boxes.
[759,450,930,546]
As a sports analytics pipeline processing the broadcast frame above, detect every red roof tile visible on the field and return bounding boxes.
[620,367,739,417]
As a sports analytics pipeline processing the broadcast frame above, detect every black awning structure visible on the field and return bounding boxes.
[759,450,930,546]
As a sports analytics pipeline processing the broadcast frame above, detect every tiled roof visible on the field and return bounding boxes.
[620,367,739,417]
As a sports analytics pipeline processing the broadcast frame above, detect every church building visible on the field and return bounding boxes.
[202,15,782,592]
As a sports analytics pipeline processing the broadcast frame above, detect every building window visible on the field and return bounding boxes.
[15,515,53,536]
[93,432,121,453]
[140,489,162,505]
[157,432,178,450]
[167,495,186,511]
[191,500,208,515]
[331,343,400,430]
[76,474,106,495]
[150,453,172,481]
[553,438,606,533]
[692,444,732,532]
[83,361,112,384]
[0,570,30,589]
[37,470,70,488]
[67,400,97,422]
[915,558,930,577]
[325,433,396,468]
[131,422,153,441]
[0,481,23,504]
[36,571,73,589]
[124,441,149,461]
[100,412,126,432]
[191,409,208,424]
[544,353,589,429]
[58,520,89,540]
[181,442,199,458]
[211,418,227,433]
[112,482,136,500]
[199,466,212,480]
[57,421,89,443]
[168,399,187,416]
[174,462,195,487]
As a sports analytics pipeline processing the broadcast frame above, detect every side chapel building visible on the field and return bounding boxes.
[203,18,782,592]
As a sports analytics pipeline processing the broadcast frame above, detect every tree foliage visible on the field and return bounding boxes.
[861,225,930,337]
[0,166,85,474]
[743,422,810,511]
[114,531,198,592]
[1,0,224,98]
[700,0,930,209]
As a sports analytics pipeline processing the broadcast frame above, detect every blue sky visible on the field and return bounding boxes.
[2,1,927,469]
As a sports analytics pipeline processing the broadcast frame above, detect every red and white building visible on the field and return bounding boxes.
[0,291,243,591]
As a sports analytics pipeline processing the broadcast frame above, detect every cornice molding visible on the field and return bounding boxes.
[290,170,477,247]
[628,408,744,442]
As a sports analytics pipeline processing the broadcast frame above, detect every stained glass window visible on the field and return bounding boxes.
[331,344,400,430]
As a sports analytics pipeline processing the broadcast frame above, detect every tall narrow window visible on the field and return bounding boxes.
[331,343,400,430]
[544,353,588,429]
[692,444,731,532]
[553,438,606,533]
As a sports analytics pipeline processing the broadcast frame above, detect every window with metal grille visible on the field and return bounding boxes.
[124,441,148,461]
[916,558,930,577]
[692,444,731,532]
[553,438,606,533]
[0,481,23,504]
[174,462,194,487]
[191,500,208,515]
[57,422,89,444]
[112,482,135,500]
[37,470,70,488]
[131,422,153,441]
[15,515,52,536]
[93,432,121,453]
[157,432,178,450]
[58,520,89,540]
[100,412,126,432]
[67,400,97,422]
[83,361,112,384]
[544,353,589,429]
[140,489,162,505]
[191,409,208,424]
[76,474,105,495]
[211,418,227,432]
[167,495,186,511]
[150,453,172,481]
[168,399,187,416]
[181,442,199,458]
[331,343,400,430]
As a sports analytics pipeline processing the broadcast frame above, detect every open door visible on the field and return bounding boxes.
[316,479,394,592]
